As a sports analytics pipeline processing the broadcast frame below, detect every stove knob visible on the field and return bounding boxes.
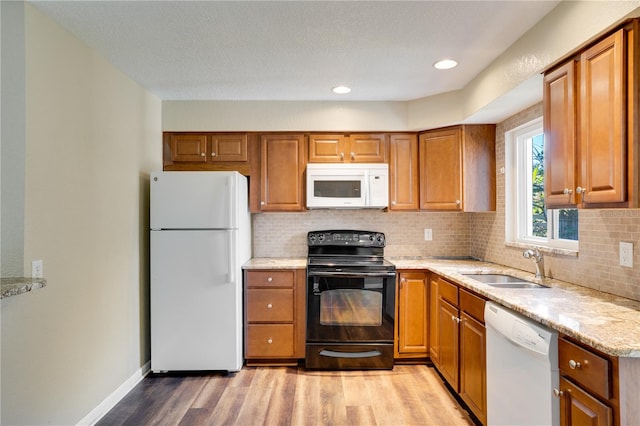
[318,234,325,242]
[309,234,317,243]
[376,234,385,245]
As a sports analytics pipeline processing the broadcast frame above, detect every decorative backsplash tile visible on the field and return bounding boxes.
[253,101,640,302]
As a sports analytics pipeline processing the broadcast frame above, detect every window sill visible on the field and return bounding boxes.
[504,241,578,257]
[1,277,47,299]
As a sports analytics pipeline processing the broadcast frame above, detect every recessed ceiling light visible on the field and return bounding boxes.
[433,59,458,70]
[332,86,351,94]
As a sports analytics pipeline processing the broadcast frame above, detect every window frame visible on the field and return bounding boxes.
[505,117,579,252]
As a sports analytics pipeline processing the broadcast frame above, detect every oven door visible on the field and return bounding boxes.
[306,269,396,369]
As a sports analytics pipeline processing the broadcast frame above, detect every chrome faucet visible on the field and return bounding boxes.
[523,248,545,279]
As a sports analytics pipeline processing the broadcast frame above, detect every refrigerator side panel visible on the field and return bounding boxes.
[151,230,242,372]
[150,171,238,229]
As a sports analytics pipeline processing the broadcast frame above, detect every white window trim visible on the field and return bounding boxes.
[505,117,579,253]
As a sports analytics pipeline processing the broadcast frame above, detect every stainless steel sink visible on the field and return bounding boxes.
[462,273,549,289]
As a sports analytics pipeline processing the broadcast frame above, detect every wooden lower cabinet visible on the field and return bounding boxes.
[559,377,613,426]
[244,269,306,365]
[395,271,428,359]
[430,274,487,425]
[556,336,618,426]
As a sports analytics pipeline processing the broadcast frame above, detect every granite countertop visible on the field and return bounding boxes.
[1,277,47,299]
[244,256,640,358]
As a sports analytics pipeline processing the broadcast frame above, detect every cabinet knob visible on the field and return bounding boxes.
[267,338,273,344]
[340,152,345,160]
[261,201,265,206]
[569,359,582,369]
[267,303,273,309]
[200,152,206,157]
[553,388,564,397]
[563,188,573,195]
[350,152,355,160]
[211,152,216,157]
[455,200,461,205]
[576,186,586,194]
[267,277,273,282]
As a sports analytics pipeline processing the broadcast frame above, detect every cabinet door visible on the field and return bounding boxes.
[438,298,460,390]
[429,275,440,365]
[389,134,419,210]
[349,134,387,163]
[308,134,347,162]
[559,377,612,426]
[260,134,306,211]
[580,29,626,205]
[169,134,208,163]
[395,272,428,357]
[459,312,487,425]
[544,61,578,207]
[210,134,247,162]
[419,128,463,210]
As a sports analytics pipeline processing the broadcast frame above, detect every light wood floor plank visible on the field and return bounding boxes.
[99,365,478,426]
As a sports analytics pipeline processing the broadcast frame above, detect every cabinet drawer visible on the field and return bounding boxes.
[559,338,612,399]
[247,289,294,322]
[459,289,485,323]
[439,278,459,306]
[246,324,295,358]
[246,270,295,288]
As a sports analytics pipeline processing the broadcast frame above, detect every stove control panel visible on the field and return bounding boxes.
[307,230,386,247]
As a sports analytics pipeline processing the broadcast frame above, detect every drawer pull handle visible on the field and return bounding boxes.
[553,389,564,397]
[569,359,581,369]
[267,277,273,282]
[267,303,273,309]
[267,338,273,344]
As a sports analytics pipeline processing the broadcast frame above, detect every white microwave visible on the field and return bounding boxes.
[306,163,389,209]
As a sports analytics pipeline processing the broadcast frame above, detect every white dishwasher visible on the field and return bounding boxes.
[484,302,559,426]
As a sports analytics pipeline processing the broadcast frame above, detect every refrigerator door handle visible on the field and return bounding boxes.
[227,175,236,229]
[227,230,235,284]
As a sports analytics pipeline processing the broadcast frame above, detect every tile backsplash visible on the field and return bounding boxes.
[253,102,640,302]
[252,210,469,259]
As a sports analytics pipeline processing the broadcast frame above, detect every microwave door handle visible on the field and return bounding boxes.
[363,170,369,205]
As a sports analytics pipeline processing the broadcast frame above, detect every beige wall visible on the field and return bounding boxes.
[469,103,640,302]
[1,4,161,425]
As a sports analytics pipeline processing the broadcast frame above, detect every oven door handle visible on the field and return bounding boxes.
[307,271,396,278]
[319,349,382,359]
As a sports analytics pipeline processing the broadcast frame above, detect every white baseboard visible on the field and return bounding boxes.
[76,361,151,426]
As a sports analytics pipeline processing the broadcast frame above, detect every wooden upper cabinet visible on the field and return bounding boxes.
[258,134,306,211]
[163,132,249,174]
[579,29,626,205]
[544,20,640,209]
[308,133,387,163]
[210,134,248,162]
[169,133,208,163]
[389,134,419,211]
[544,61,578,207]
[419,125,496,212]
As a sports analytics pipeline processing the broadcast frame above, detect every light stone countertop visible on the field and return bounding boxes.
[244,256,640,358]
[1,277,47,299]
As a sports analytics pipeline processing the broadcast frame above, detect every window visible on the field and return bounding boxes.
[505,117,578,251]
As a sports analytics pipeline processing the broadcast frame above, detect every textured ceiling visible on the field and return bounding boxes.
[29,1,560,101]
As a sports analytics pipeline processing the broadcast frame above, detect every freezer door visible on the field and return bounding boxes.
[150,171,241,229]
[151,229,242,372]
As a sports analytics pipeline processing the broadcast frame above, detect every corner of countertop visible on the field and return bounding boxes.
[1,277,47,299]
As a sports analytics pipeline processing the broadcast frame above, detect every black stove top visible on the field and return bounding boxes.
[307,230,395,272]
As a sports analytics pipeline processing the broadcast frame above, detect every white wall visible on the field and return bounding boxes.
[0,4,161,425]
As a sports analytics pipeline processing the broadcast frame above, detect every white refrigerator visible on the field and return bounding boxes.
[150,171,251,372]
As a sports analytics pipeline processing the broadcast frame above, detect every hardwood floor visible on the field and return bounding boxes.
[97,365,476,426]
